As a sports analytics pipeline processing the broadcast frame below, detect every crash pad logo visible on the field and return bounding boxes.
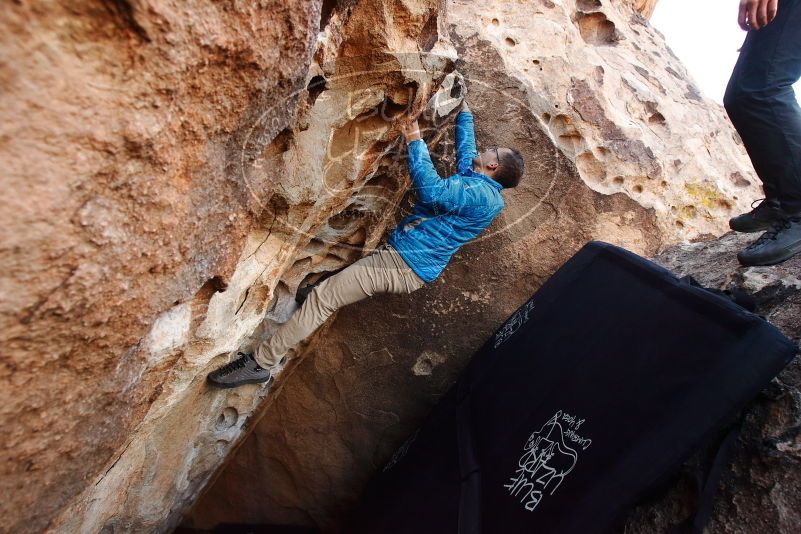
[504,410,592,512]
[493,298,535,348]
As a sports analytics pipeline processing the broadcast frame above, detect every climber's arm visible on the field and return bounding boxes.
[407,140,456,210]
[402,119,464,211]
[455,103,478,174]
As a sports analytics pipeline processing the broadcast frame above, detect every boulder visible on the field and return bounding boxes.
[1,0,454,532]
[188,0,766,532]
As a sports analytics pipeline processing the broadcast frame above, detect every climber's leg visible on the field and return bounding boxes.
[254,244,426,367]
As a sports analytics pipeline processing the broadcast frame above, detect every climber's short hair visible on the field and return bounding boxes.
[494,148,524,188]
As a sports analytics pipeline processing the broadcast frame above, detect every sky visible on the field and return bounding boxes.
[650,0,801,105]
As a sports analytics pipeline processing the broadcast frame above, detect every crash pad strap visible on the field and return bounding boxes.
[456,378,481,534]
[670,418,743,534]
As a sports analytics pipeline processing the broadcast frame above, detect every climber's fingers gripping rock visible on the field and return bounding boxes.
[401,118,421,142]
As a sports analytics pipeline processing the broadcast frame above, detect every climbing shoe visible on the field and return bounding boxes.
[729,198,782,233]
[207,352,273,389]
[295,283,317,305]
[737,216,801,266]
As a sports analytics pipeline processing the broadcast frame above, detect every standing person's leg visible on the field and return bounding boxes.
[207,244,425,388]
[724,0,801,232]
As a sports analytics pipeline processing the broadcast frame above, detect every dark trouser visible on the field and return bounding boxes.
[724,0,801,215]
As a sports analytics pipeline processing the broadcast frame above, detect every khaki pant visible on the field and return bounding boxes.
[254,243,426,367]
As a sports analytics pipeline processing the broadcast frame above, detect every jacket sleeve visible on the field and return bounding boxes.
[407,139,466,212]
[455,110,478,174]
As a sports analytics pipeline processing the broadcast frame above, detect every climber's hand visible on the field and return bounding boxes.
[402,118,421,143]
[739,0,778,31]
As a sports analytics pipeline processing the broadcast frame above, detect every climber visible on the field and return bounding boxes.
[207,101,525,388]
[725,0,801,266]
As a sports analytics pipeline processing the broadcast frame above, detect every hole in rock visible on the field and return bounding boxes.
[346,226,367,249]
[307,75,327,106]
[633,184,643,193]
[328,207,367,231]
[261,128,294,162]
[215,407,239,431]
[686,84,703,102]
[361,140,391,164]
[558,133,585,154]
[575,152,606,184]
[190,276,228,333]
[302,237,326,257]
[206,276,228,293]
[577,12,618,46]
[320,0,338,31]
[324,251,347,265]
[363,171,398,193]
[290,256,312,274]
[356,97,408,125]
[449,78,463,99]
[104,0,150,42]
[593,65,605,84]
[504,37,516,47]
[549,114,580,141]
[648,112,666,124]
[577,0,603,10]
[266,280,291,313]
[491,18,500,26]
[730,172,751,188]
[417,13,439,52]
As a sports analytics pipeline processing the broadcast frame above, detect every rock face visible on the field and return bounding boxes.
[1,0,454,532]
[188,1,767,532]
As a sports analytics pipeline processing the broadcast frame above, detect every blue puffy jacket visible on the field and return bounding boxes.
[388,111,505,283]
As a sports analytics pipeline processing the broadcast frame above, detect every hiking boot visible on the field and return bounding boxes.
[737,216,801,266]
[729,198,782,233]
[207,352,273,389]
